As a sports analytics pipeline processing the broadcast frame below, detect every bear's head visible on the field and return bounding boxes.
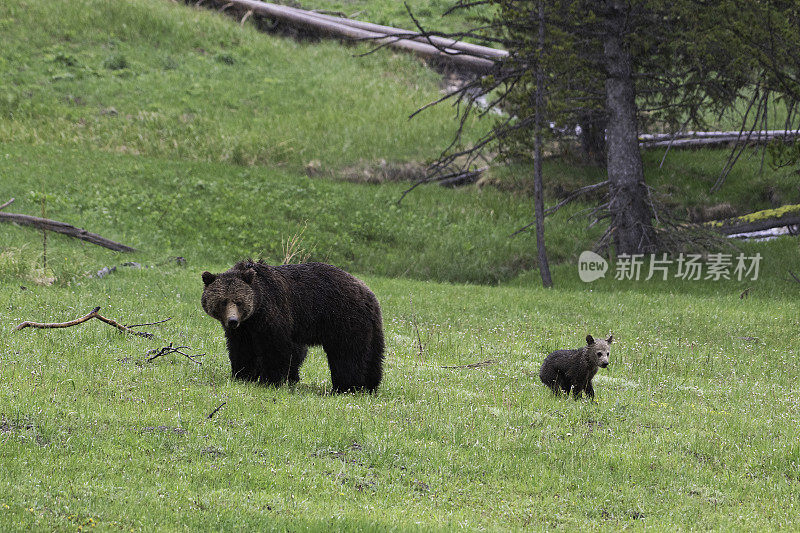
[586,334,613,368]
[201,268,257,330]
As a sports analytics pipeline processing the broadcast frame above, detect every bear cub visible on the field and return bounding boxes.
[539,335,612,400]
[201,260,384,393]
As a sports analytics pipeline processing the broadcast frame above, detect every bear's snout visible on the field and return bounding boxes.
[599,361,609,368]
[225,302,241,329]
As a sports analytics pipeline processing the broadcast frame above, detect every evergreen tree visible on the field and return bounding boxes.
[411,0,800,256]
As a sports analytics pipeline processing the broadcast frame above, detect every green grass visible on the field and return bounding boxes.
[0,142,600,285]
[1,263,799,531]
[2,0,800,530]
[0,0,484,172]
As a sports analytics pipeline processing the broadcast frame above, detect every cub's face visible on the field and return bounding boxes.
[586,334,613,368]
[201,269,256,330]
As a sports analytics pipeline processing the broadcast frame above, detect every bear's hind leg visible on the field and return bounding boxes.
[362,331,384,393]
[556,371,573,396]
[323,341,366,393]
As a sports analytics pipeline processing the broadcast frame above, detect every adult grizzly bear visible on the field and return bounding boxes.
[539,335,612,400]
[201,260,384,393]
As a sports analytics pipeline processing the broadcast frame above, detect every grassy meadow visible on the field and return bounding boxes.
[2,0,800,531]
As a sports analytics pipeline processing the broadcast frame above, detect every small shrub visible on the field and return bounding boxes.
[103,53,129,71]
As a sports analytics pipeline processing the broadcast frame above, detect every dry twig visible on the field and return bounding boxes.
[409,296,424,358]
[146,343,204,365]
[14,306,156,338]
[281,222,311,264]
[441,359,497,369]
[207,402,227,419]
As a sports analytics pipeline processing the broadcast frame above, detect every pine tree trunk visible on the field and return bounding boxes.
[534,0,552,287]
[602,2,657,255]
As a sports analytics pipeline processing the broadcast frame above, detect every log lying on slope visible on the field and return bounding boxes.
[206,0,501,73]
[640,129,800,148]
[295,8,508,61]
[709,204,800,236]
[0,198,135,252]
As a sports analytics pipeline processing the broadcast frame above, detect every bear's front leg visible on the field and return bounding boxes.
[259,341,296,386]
[227,348,260,382]
[571,381,586,399]
[585,381,596,401]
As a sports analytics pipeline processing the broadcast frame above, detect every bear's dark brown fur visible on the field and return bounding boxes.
[201,260,384,393]
[539,335,612,400]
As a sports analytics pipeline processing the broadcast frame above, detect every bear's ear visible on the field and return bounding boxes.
[241,268,255,285]
[202,271,216,286]
[606,335,614,344]
[586,334,595,346]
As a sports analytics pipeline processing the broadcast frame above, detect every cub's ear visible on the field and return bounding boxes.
[586,334,595,346]
[606,335,614,344]
[241,268,256,285]
[202,271,216,286]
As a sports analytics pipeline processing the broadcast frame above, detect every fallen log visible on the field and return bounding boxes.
[0,201,135,252]
[640,129,800,148]
[437,166,487,188]
[715,215,800,236]
[709,204,800,236]
[639,129,800,141]
[204,0,497,73]
[296,8,508,61]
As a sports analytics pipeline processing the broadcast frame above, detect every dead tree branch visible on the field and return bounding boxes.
[207,402,227,419]
[127,317,173,328]
[0,200,135,252]
[441,359,497,369]
[510,180,610,237]
[0,198,14,211]
[146,342,204,365]
[14,306,157,338]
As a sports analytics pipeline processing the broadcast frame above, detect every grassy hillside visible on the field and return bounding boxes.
[1,0,484,171]
[1,1,800,531]
[0,142,604,285]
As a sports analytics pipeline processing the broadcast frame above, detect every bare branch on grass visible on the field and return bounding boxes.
[409,296,424,358]
[441,359,497,369]
[126,317,173,328]
[14,306,159,338]
[207,402,228,419]
[146,342,204,365]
